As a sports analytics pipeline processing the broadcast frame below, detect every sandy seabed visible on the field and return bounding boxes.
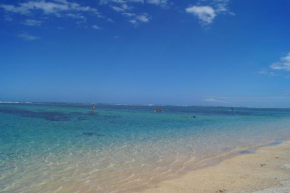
[142,141,290,193]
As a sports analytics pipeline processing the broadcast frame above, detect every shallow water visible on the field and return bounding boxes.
[1,103,290,192]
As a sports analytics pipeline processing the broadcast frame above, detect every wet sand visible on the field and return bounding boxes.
[143,140,290,193]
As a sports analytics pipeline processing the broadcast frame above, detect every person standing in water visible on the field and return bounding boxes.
[92,104,95,113]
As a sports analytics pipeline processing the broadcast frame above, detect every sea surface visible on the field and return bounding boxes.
[1,103,290,193]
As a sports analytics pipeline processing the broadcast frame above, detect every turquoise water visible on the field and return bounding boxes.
[1,103,290,192]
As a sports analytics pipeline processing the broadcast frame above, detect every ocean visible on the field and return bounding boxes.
[1,103,290,192]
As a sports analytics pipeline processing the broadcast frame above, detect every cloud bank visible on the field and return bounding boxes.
[0,0,234,29]
[0,0,99,16]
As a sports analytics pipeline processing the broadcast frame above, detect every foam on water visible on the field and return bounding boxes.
[1,103,290,192]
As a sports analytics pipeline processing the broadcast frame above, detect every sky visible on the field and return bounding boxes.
[0,0,290,107]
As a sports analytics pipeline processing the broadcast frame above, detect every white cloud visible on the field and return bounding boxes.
[213,0,229,13]
[147,0,167,6]
[104,0,151,25]
[129,19,137,24]
[101,0,169,8]
[128,13,150,25]
[107,18,114,22]
[136,14,150,22]
[1,0,152,27]
[66,13,86,20]
[22,19,42,26]
[92,25,101,30]
[0,0,99,16]
[111,6,124,12]
[111,4,132,12]
[270,52,290,71]
[122,12,136,17]
[203,98,227,103]
[186,6,216,24]
[203,98,218,102]
[258,70,279,77]
[18,33,40,40]
[186,0,234,25]
[215,3,226,13]
[100,0,144,4]
[1,1,105,27]
[0,4,30,15]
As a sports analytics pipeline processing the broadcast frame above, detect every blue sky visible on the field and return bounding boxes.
[0,0,290,107]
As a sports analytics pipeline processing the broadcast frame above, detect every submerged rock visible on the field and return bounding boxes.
[82,132,104,137]
[0,108,70,121]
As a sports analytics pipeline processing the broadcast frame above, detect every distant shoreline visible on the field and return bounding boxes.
[1,101,290,109]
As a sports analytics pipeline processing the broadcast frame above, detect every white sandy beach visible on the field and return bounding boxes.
[142,141,290,193]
